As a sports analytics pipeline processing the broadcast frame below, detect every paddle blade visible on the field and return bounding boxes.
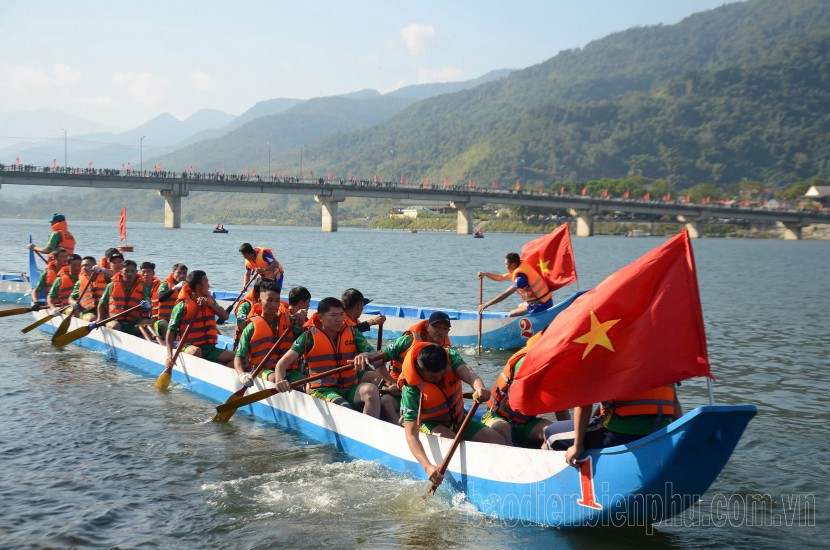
[214,387,277,415]
[154,369,172,390]
[0,307,32,318]
[211,408,236,423]
[21,313,56,333]
[53,325,91,347]
[52,313,75,342]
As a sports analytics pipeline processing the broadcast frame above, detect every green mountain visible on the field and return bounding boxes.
[296,0,830,188]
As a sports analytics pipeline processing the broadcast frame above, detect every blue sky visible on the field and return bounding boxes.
[0,0,740,128]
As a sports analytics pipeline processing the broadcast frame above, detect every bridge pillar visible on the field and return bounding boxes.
[677,216,704,239]
[450,200,479,235]
[569,209,593,237]
[315,194,345,232]
[777,221,802,240]
[159,190,182,229]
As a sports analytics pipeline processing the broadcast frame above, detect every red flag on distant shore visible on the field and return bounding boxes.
[119,207,127,242]
[520,223,577,292]
[510,230,711,416]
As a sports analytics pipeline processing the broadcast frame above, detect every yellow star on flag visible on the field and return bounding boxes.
[573,310,621,359]
[537,257,551,275]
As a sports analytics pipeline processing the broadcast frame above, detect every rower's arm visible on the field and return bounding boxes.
[454,363,489,402]
[479,285,517,311]
[565,405,593,465]
[478,271,511,282]
[403,419,442,483]
[273,349,300,388]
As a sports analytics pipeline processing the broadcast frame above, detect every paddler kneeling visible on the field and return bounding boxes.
[271,297,384,418]
[399,342,505,484]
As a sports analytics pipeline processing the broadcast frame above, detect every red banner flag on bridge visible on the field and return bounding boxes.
[119,208,127,242]
[520,223,577,292]
[510,230,711,416]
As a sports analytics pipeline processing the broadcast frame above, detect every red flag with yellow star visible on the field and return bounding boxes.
[510,230,711,416]
[520,223,577,292]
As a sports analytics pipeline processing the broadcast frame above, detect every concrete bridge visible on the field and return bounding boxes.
[1,166,827,239]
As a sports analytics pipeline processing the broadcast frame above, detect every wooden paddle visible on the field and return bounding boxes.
[423,400,481,498]
[33,249,50,265]
[214,363,355,419]
[0,303,42,318]
[153,321,194,390]
[218,273,259,325]
[376,321,384,351]
[212,325,294,422]
[477,277,483,355]
[20,305,69,333]
[52,272,98,341]
[52,301,149,347]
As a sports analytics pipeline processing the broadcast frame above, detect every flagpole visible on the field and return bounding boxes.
[477,277,483,355]
[707,377,715,405]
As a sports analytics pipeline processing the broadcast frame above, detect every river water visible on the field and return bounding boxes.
[0,219,826,548]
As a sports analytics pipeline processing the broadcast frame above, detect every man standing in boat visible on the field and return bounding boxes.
[271,297,385,419]
[478,252,552,317]
[27,213,76,256]
[165,270,235,367]
[239,243,284,295]
[399,342,505,483]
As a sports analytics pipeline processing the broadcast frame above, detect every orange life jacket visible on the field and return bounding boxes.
[275,301,300,368]
[176,285,219,347]
[108,278,145,322]
[388,320,451,380]
[77,272,106,312]
[486,349,536,424]
[234,287,259,315]
[50,220,75,255]
[305,325,359,390]
[244,247,283,277]
[246,314,298,372]
[397,341,464,427]
[603,386,676,418]
[152,273,178,321]
[52,268,78,308]
[512,263,552,304]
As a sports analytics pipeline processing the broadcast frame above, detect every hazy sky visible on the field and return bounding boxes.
[1,0,739,129]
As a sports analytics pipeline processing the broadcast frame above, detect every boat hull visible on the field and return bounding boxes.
[31,310,756,528]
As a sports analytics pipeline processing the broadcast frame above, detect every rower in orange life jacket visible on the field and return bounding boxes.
[27,213,76,256]
[478,252,553,317]
[238,242,284,294]
[270,296,387,419]
[47,254,82,311]
[233,282,310,387]
[548,385,683,464]
[481,331,571,448]
[398,342,506,484]
[234,279,263,345]
[164,269,235,367]
[31,248,69,304]
[72,256,107,321]
[151,263,188,338]
[98,259,147,334]
[381,316,452,381]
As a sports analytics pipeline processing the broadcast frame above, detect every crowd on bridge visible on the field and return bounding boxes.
[2,162,826,215]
